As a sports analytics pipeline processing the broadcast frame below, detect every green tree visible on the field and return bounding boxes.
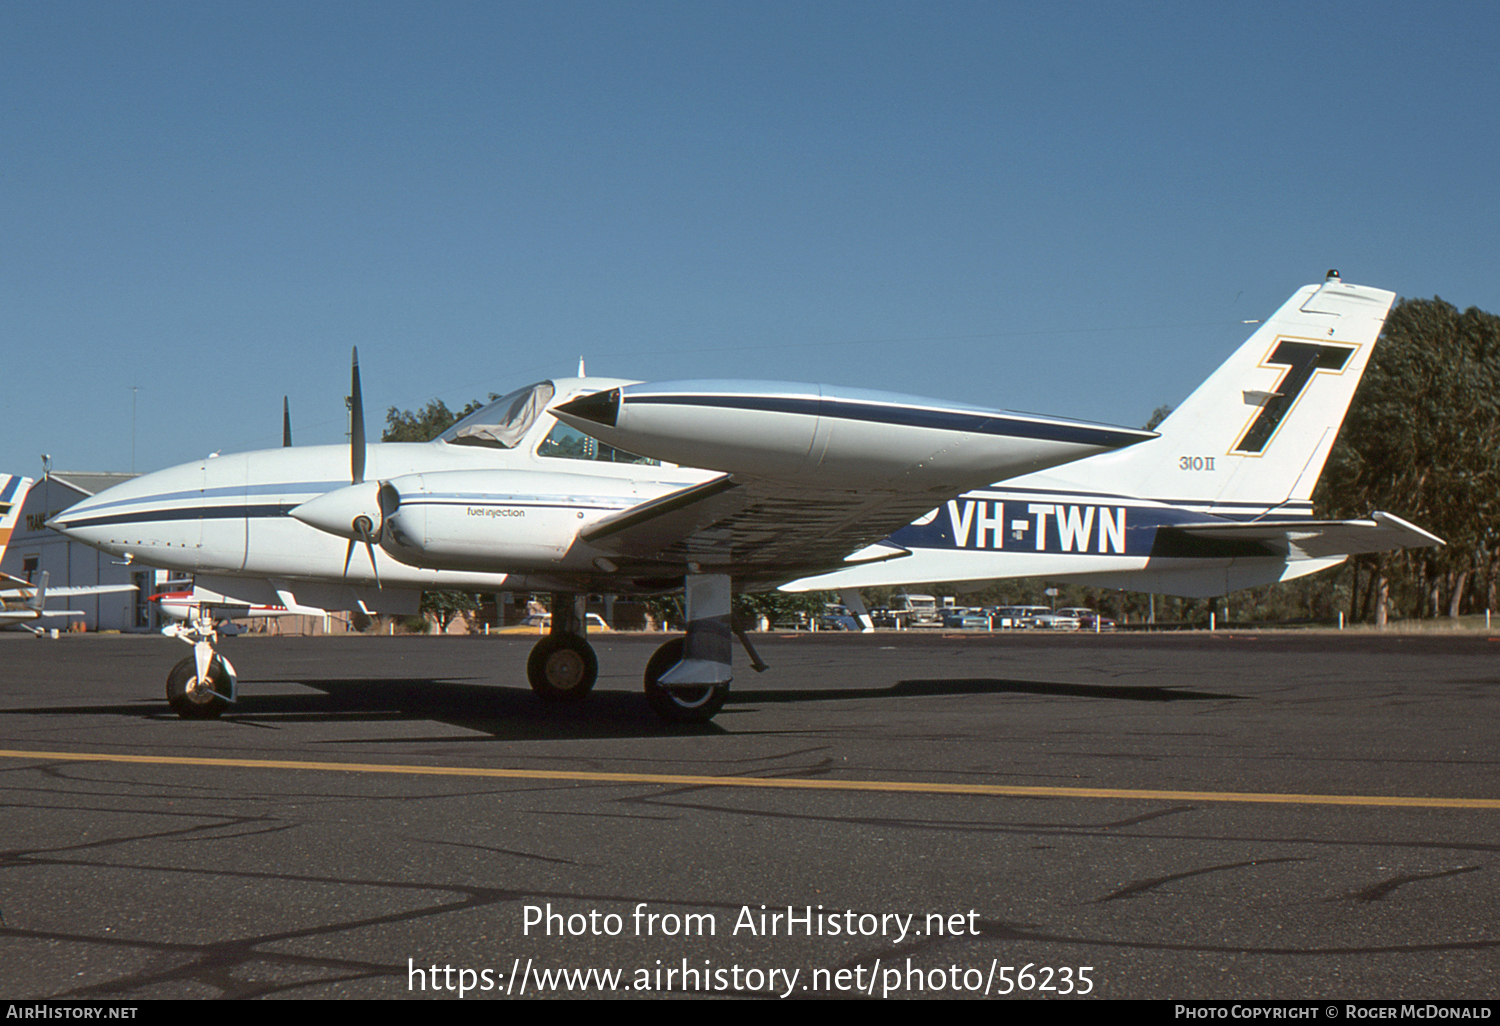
[1316,297,1500,621]
[383,396,491,442]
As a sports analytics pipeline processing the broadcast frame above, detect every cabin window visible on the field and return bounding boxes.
[537,422,659,465]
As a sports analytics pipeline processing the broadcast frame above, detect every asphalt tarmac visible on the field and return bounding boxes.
[0,628,1496,1000]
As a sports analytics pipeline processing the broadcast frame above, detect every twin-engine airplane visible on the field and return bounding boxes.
[49,274,1439,722]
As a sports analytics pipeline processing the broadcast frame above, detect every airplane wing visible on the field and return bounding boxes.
[29,583,139,598]
[1,571,136,603]
[580,473,926,584]
[1156,511,1444,560]
[555,380,1156,585]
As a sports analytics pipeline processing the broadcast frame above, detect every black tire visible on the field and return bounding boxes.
[165,655,230,719]
[527,633,598,701]
[643,638,728,723]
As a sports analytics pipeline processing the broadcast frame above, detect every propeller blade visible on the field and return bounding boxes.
[283,396,293,447]
[342,538,357,577]
[349,346,366,484]
[352,514,382,589]
[363,534,382,590]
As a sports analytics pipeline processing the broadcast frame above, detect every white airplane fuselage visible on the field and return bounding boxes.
[54,372,1147,601]
[53,415,721,598]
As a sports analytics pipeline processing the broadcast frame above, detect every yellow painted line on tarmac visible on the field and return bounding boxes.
[2,748,1497,809]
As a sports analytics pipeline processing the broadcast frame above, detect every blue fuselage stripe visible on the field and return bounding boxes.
[55,503,299,528]
[627,394,1148,448]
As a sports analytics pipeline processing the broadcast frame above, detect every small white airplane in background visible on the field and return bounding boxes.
[48,273,1439,722]
[148,590,299,625]
[149,587,326,630]
[142,582,333,679]
[0,571,138,634]
[1,476,137,634]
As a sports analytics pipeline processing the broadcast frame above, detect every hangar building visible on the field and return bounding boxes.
[1,472,169,633]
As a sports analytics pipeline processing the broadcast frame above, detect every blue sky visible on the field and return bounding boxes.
[5,1,1498,476]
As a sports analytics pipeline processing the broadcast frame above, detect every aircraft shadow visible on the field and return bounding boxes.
[239,678,719,740]
[7,676,1238,742]
[729,678,1242,704]
[5,679,714,740]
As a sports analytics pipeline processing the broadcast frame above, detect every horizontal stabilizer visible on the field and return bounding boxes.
[1163,511,1443,560]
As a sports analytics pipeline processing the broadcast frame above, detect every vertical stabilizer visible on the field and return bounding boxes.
[0,476,35,566]
[1039,274,1396,515]
[29,571,49,611]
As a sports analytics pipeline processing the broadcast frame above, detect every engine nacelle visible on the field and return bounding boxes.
[381,470,647,572]
[293,469,644,574]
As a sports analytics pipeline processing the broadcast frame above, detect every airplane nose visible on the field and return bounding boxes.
[46,506,91,538]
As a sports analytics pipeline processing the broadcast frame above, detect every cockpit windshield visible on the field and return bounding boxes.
[439,381,555,449]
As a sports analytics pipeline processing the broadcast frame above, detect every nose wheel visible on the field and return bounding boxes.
[166,655,232,719]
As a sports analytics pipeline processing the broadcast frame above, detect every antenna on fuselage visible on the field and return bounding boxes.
[283,396,293,447]
[578,357,586,378]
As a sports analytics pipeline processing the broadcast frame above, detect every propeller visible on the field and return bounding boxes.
[342,347,380,586]
[289,348,396,588]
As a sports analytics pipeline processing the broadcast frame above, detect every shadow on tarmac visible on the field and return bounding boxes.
[6,673,1240,742]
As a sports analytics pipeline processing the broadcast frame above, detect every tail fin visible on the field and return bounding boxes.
[28,571,49,611]
[1046,274,1396,515]
[0,475,35,567]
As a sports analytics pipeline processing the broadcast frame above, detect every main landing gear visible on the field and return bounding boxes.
[526,593,599,701]
[642,637,728,723]
[524,579,761,724]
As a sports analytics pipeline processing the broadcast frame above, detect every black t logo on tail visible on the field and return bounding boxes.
[1234,341,1354,454]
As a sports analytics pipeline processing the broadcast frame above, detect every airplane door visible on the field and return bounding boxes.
[194,455,248,572]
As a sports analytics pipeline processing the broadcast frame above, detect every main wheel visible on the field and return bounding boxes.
[527,633,598,701]
[166,655,230,719]
[643,638,728,723]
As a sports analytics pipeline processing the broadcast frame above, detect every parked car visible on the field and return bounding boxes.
[1011,605,1079,629]
[1057,607,1115,630]
[941,607,991,629]
[497,612,612,634]
[988,606,1027,629]
[820,605,862,631]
